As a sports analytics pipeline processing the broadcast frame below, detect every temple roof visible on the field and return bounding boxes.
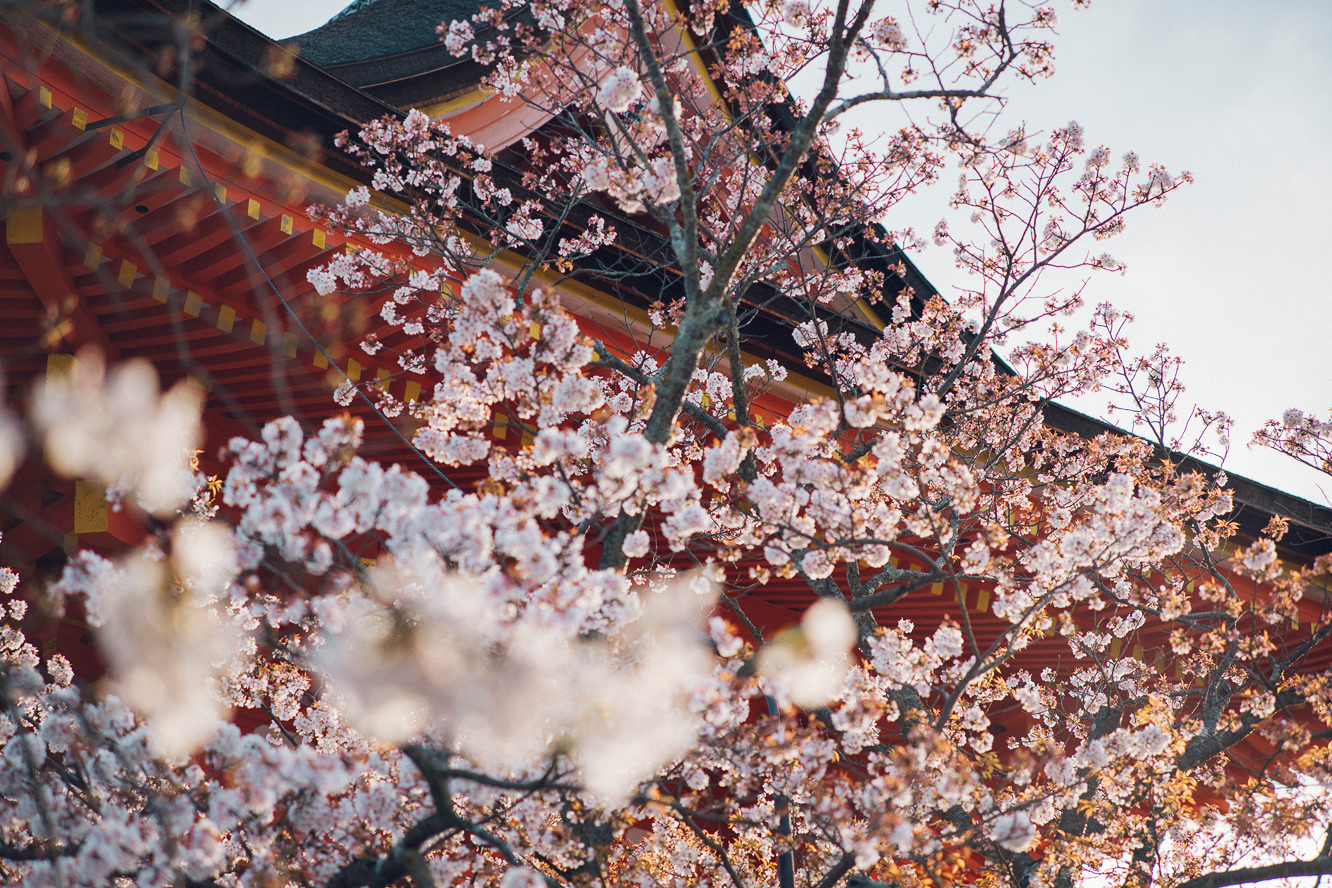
[3,0,1328,562]
[283,0,495,107]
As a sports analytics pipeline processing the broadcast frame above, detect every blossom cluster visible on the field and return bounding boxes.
[2,0,1331,886]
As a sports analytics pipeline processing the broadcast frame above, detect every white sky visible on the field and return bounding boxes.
[228,0,1332,505]
[933,0,1332,506]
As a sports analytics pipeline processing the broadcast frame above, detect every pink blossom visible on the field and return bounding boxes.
[597,66,642,114]
[991,811,1037,852]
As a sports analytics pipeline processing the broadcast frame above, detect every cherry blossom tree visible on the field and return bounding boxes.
[3,1,1332,888]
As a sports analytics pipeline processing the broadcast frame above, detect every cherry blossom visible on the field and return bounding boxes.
[31,349,203,515]
[4,1,1332,887]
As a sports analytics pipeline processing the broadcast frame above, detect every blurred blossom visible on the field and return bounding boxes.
[32,349,202,515]
[92,527,240,757]
[500,868,546,888]
[991,810,1037,852]
[576,575,715,799]
[0,405,21,490]
[758,598,857,707]
[172,519,239,601]
[315,555,715,801]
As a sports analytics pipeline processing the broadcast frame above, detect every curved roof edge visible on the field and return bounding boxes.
[282,0,498,106]
[82,0,398,181]
[284,0,476,68]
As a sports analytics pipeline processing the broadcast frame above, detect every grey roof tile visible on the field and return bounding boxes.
[285,0,486,68]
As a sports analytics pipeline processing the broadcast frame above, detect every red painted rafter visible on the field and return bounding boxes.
[4,206,113,353]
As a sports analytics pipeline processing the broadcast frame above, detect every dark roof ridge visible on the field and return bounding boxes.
[1043,402,1332,558]
[282,0,487,69]
[81,0,398,182]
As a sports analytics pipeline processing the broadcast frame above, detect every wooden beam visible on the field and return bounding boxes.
[4,205,112,353]
[180,212,291,285]
[10,81,59,136]
[214,231,325,298]
[152,208,243,267]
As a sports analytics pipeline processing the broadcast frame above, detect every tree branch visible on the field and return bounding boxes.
[1175,853,1332,888]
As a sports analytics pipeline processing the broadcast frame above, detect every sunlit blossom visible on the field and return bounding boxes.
[32,349,202,514]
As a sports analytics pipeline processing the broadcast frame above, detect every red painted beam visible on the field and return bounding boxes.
[4,205,112,353]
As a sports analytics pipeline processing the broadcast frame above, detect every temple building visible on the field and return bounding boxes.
[2,0,1330,723]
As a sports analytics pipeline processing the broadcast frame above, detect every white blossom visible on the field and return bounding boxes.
[597,66,642,114]
[32,349,202,515]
